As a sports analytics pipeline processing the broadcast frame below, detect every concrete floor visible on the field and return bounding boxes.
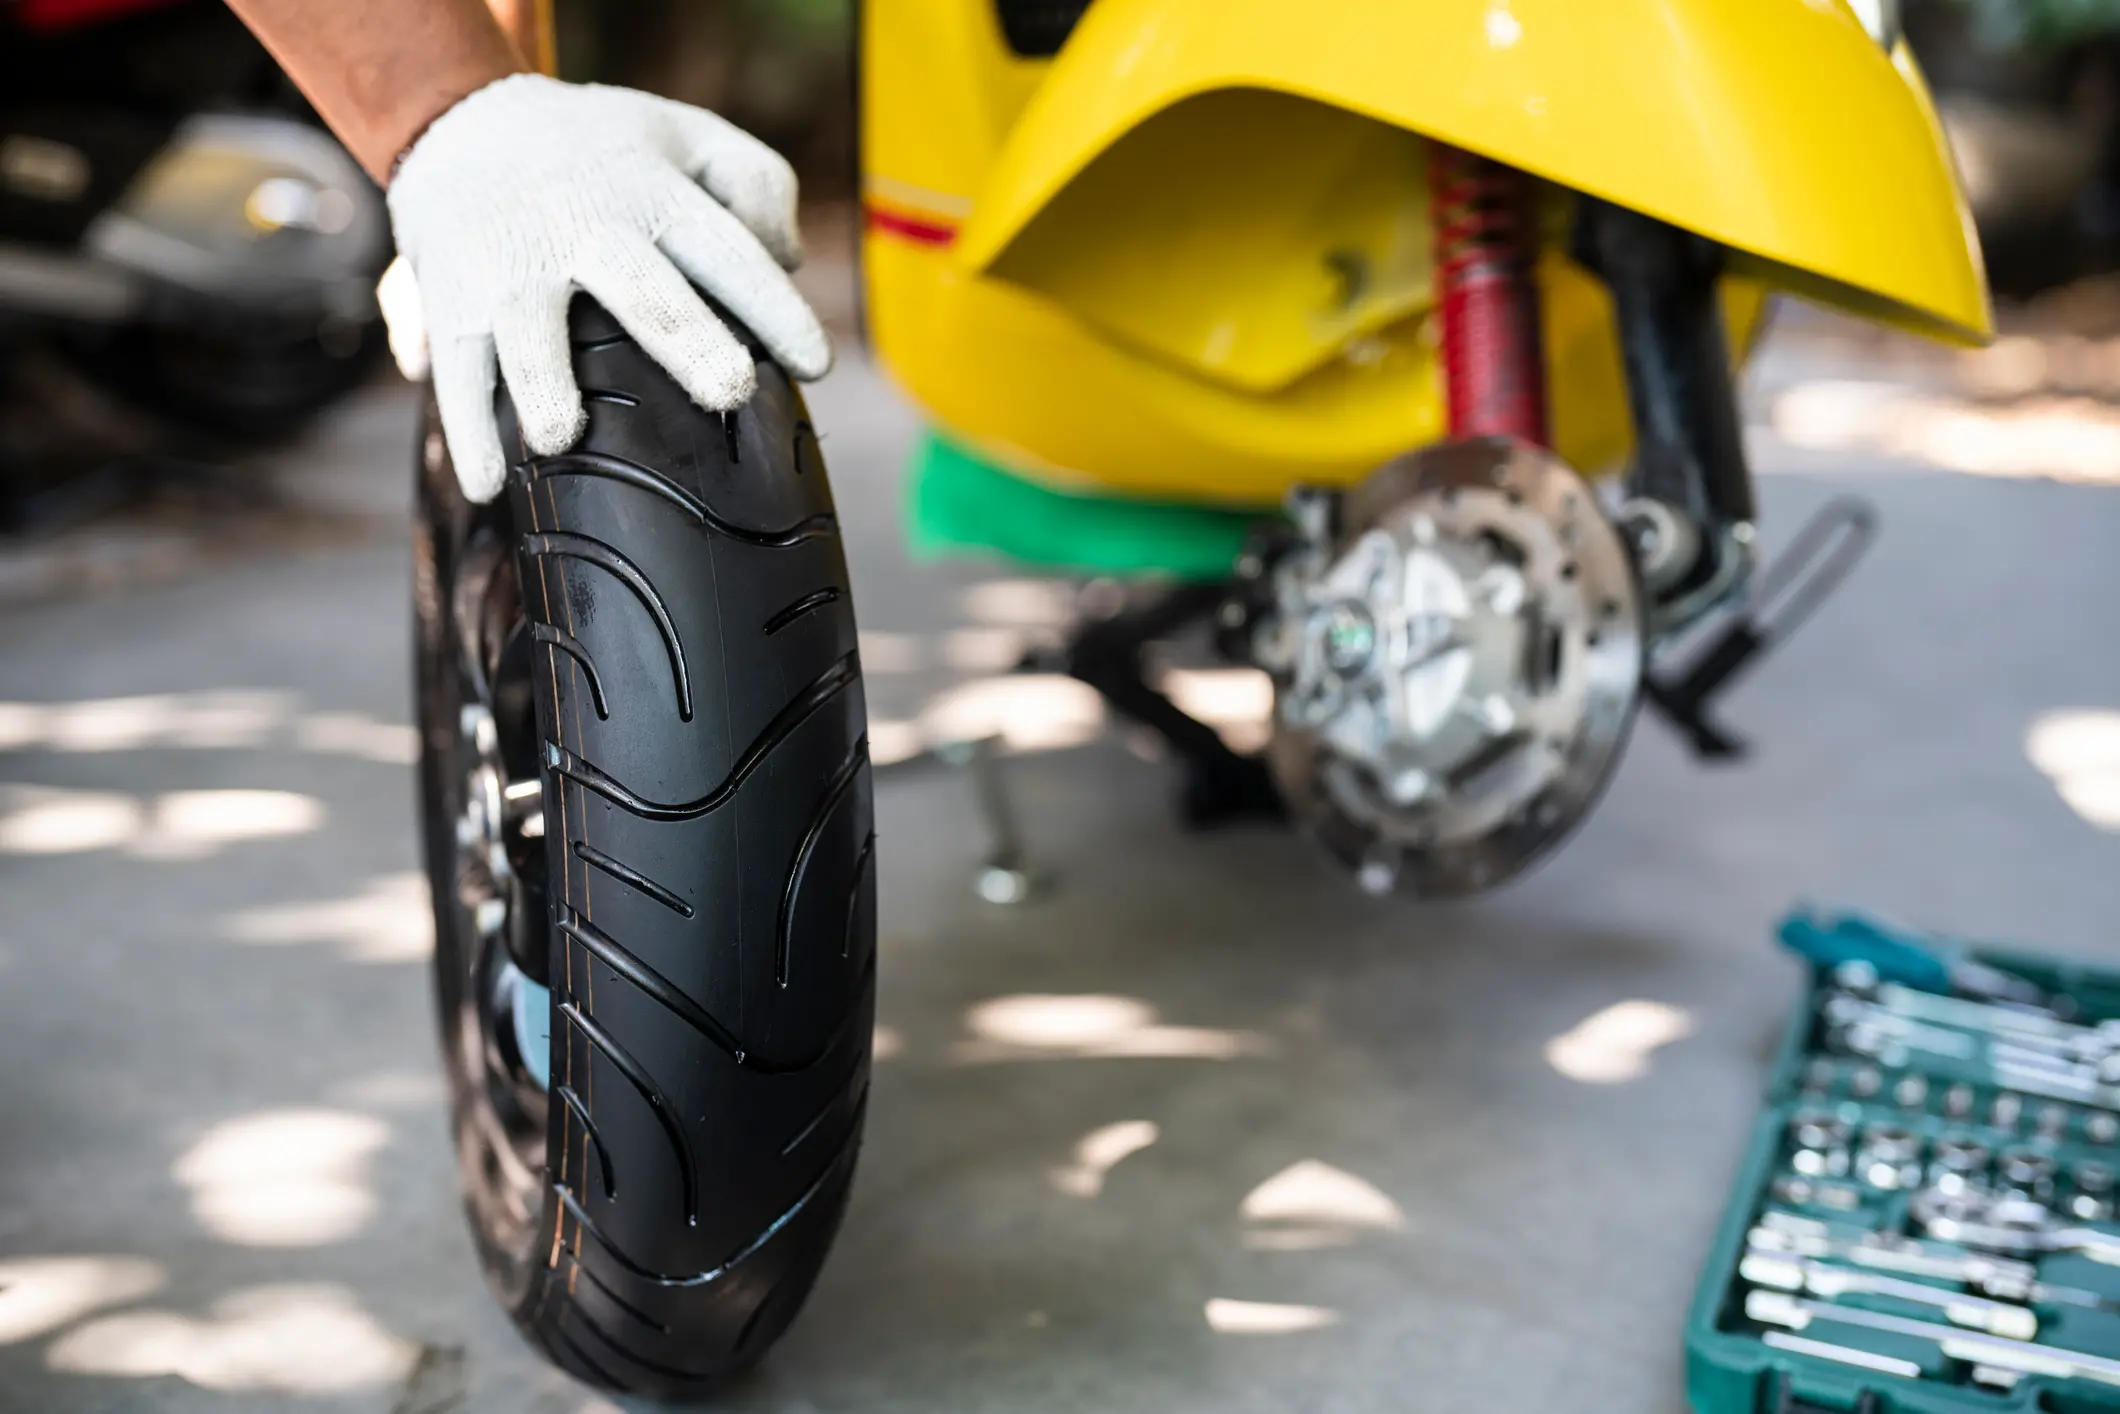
[0,337,2116,1414]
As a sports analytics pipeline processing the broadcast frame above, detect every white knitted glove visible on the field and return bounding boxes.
[383,73,831,502]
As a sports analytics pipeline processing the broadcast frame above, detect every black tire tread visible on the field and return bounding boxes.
[426,294,873,1400]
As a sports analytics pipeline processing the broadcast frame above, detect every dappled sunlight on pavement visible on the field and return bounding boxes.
[1202,1297,1340,1335]
[1542,999,1698,1085]
[45,1284,416,1395]
[0,1258,165,1348]
[952,993,1272,1064]
[222,872,434,964]
[1049,1120,1160,1198]
[1769,380,2120,484]
[0,692,415,763]
[2026,709,2120,832]
[0,785,324,859]
[174,1109,391,1249]
[1239,1160,1407,1248]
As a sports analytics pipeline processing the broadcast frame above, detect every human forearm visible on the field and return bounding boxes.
[483,0,556,76]
[226,0,826,506]
[221,0,530,182]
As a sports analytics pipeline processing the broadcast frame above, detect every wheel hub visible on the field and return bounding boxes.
[457,705,511,890]
[1257,438,1645,897]
[453,642,550,1088]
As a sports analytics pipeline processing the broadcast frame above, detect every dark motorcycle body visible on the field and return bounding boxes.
[0,0,387,448]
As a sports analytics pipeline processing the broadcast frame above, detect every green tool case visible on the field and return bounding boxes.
[1688,911,2120,1414]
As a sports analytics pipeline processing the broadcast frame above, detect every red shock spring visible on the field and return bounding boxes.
[1431,144,1550,448]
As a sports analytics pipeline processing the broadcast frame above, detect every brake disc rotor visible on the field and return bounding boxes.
[1260,437,1645,897]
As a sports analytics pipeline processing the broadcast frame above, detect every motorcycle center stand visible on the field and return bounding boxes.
[891,491,1876,904]
[871,581,1283,909]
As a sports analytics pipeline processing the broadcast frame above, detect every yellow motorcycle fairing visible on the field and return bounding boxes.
[859,0,1989,507]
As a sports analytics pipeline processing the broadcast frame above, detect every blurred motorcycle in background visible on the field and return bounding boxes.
[0,0,387,519]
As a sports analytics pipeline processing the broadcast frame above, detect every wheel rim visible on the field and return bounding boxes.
[435,527,555,1278]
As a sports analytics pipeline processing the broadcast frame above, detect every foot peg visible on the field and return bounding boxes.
[1645,496,1878,761]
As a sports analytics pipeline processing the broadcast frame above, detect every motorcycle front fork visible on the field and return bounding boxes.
[1430,144,1552,447]
[1425,144,1876,760]
[1429,142,1753,613]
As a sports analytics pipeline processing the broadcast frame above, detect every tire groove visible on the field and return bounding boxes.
[522,531,693,721]
[845,830,876,960]
[571,1255,670,1334]
[782,1064,869,1158]
[543,652,857,821]
[781,949,880,1073]
[570,1303,720,1382]
[777,736,868,987]
[572,840,693,918]
[733,1283,779,1353]
[560,1000,699,1226]
[557,909,869,1076]
[552,1120,860,1287]
[532,622,609,719]
[550,1322,626,1389]
[557,1084,615,1199]
[521,449,837,546]
[558,910,750,1066]
[762,586,841,636]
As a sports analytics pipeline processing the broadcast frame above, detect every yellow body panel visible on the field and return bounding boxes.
[860,0,1986,506]
[990,89,1438,395]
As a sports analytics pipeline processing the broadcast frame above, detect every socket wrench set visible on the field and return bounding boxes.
[1689,912,2120,1413]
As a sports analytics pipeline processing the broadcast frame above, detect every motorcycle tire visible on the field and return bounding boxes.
[414,294,876,1399]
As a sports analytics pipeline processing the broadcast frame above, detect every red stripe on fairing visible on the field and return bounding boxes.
[16,0,183,32]
[863,204,959,248]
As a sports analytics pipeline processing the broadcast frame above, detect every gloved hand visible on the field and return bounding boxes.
[380,73,832,502]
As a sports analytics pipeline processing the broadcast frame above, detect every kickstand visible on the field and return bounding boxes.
[873,737,1041,904]
[933,735,1039,904]
[1645,495,1879,761]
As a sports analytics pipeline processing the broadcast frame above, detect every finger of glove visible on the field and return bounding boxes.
[576,230,757,412]
[376,256,430,382]
[658,183,831,381]
[658,99,803,269]
[432,335,508,503]
[493,289,587,457]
